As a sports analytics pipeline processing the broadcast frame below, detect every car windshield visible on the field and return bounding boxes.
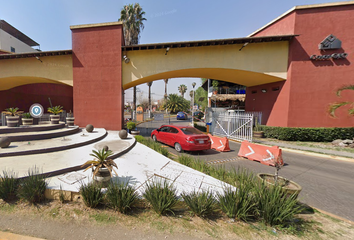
[177,112,184,115]
[179,127,203,135]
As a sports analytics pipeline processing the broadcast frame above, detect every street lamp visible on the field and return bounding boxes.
[192,82,196,126]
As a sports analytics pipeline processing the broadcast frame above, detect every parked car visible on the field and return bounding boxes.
[176,111,188,120]
[151,125,211,152]
[193,111,204,120]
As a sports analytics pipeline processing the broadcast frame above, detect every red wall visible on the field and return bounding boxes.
[0,83,73,114]
[249,5,354,127]
[71,24,124,130]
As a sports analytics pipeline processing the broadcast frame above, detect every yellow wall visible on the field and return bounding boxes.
[122,41,289,89]
[0,55,73,91]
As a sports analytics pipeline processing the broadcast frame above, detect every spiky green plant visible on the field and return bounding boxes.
[17,167,47,204]
[2,107,23,116]
[182,190,216,218]
[80,182,104,208]
[106,181,139,213]
[0,170,19,201]
[254,182,301,226]
[217,184,257,221]
[143,179,178,216]
[82,149,118,179]
[47,105,63,115]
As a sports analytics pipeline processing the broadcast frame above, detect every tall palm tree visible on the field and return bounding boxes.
[119,4,146,119]
[119,3,146,45]
[147,82,153,112]
[164,79,169,99]
[165,94,189,113]
[329,85,354,117]
[178,84,187,98]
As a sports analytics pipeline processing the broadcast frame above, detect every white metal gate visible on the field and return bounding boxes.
[210,111,253,142]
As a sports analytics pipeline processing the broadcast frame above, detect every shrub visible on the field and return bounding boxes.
[143,179,178,215]
[17,167,47,204]
[217,184,257,221]
[106,181,139,213]
[254,182,301,226]
[135,136,170,157]
[263,126,354,142]
[181,190,216,218]
[80,182,104,208]
[126,121,137,131]
[0,170,19,201]
[193,123,206,132]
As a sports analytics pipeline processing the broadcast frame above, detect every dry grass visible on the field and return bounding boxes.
[1,199,353,240]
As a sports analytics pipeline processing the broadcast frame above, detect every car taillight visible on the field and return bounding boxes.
[186,137,195,143]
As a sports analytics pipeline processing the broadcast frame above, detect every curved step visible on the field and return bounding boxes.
[0,126,80,142]
[0,122,67,134]
[0,128,108,157]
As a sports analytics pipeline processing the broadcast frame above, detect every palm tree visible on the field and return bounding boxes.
[164,79,169,99]
[178,84,187,98]
[119,3,146,45]
[165,94,189,113]
[147,82,153,112]
[189,90,194,99]
[329,85,354,117]
[119,4,146,119]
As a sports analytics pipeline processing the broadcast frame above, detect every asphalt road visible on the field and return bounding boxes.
[138,117,354,222]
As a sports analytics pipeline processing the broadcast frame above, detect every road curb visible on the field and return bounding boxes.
[0,231,45,240]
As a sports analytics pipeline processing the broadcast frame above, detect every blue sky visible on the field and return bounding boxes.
[0,0,347,103]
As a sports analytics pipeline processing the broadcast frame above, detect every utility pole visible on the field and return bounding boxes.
[192,82,196,126]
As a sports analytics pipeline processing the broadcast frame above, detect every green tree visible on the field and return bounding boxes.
[119,3,146,117]
[178,84,188,98]
[119,3,146,45]
[165,94,190,113]
[195,87,208,111]
[329,85,354,117]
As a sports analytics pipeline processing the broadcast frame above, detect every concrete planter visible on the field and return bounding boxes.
[22,118,33,126]
[257,173,302,198]
[50,115,60,124]
[66,117,75,126]
[130,130,140,136]
[6,116,19,127]
[93,167,111,188]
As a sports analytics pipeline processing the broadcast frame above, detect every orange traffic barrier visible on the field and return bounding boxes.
[208,134,230,152]
[237,140,283,166]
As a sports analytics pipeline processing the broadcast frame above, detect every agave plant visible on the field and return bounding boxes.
[47,105,63,115]
[81,149,118,179]
[2,107,23,116]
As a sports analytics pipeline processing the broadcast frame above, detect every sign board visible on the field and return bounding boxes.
[154,113,164,121]
[29,103,44,118]
[193,105,198,110]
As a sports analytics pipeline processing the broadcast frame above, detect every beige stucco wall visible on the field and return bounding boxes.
[0,55,73,90]
[122,41,289,89]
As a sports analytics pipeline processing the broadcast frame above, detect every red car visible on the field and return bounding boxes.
[151,125,211,152]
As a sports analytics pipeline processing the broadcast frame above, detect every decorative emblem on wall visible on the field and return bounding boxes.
[319,34,342,50]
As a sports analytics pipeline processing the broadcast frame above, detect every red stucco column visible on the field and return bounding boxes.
[71,22,124,130]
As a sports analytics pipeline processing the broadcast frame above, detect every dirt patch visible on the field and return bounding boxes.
[1,199,354,240]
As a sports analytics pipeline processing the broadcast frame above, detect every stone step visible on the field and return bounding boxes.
[0,122,67,134]
[0,128,108,157]
[0,125,80,142]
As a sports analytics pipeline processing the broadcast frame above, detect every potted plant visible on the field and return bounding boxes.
[2,107,23,127]
[21,112,33,126]
[257,156,302,198]
[47,105,63,124]
[81,149,118,187]
[126,121,139,135]
[253,116,264,138]
[212,80,219,94]
[66,110,75,126]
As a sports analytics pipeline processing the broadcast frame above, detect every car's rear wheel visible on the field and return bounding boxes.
[174,143,183,152]
[152,135,157,142]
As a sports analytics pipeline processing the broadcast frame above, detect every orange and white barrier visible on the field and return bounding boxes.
[237,140,283,166]
[208,134,230,152]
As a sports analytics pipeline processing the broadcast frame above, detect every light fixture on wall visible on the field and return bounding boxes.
[123,55,130,63]
[165,47,170,55]
[261,89,267,93]
[35,56,42,63]
[239,42,249,51]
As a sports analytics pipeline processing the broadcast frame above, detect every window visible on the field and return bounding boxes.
[160,126,170,132]
[169,127,179,133]
[180,127,203,135]
[10,47,15,53]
